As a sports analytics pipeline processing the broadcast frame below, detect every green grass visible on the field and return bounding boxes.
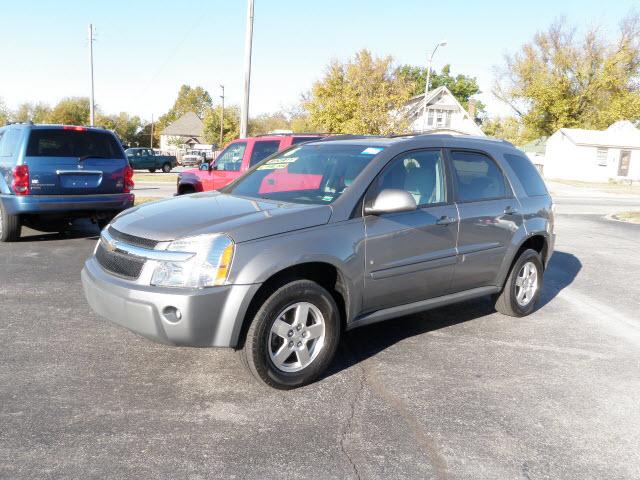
[134,196,161,206]
[549,179,640,195]
[613,211,640,224]
[133,173,178,183]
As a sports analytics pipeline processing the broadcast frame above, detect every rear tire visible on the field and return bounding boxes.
[148,168,156,173]
[495,249,543,317]
[162,163,172,173]
[241,280,341,389]
[0,202,21,242]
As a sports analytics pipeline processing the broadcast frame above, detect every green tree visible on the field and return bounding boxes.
[97,112,144,146]
[397,64,485,115]
[0,98,9,126]
[482,116,527,145]
[202,105,240,147]
[12,102,52,123]
[249,112,290,136]
[157,85,213,136]
[47,97,90,125]
[494,13,640,137]
[304,49,413,134]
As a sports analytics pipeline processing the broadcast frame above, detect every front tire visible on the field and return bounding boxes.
[241,280,341,389]
[495,249,543,317]
[0,202,21,242]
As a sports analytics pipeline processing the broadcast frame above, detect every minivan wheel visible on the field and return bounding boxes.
[0,202,21,242]
[495,249,543,317]
[241,280,341,389]
[162,163,171,173]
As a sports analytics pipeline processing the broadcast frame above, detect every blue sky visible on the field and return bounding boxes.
[1,0,638,121]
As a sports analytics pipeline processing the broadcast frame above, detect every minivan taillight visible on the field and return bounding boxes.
[124,165,134,193]
[12,165,30,195]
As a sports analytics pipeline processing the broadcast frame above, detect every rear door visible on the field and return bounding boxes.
[448,149,523,291]
[25,127,128,195]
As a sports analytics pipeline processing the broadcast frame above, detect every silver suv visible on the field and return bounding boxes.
[82,135,555,389]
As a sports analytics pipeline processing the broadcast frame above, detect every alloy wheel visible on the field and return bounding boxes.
[515,261,538,306]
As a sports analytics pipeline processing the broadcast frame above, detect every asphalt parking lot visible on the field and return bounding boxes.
[1,185,640,479]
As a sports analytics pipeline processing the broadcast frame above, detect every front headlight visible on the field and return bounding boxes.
[151,234,234,288]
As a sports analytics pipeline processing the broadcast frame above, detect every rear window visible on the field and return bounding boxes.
[503,153,548,197]
[249,140,280,167]
[26,129,124,159]
[291,136,321,145]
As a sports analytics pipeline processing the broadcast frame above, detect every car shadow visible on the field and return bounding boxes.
[18,219,101,242]
[325,250,582,378]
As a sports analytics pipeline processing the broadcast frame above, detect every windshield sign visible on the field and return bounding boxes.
[223,144,384,205]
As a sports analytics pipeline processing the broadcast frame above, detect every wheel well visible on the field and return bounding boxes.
[236,262,348,349]
[514,234,548,269]
[178,184,196,195]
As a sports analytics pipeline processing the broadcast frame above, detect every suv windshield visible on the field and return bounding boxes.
[27,129,124,159]
[222,143,383,204]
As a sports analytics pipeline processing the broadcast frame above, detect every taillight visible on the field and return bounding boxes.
[12,165,30,195]
[124,165,134,193]
[63,125,87,132]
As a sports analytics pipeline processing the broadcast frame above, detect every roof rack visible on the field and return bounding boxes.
[316,134,380,141]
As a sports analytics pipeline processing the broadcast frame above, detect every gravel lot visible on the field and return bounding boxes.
[1,185,639,479]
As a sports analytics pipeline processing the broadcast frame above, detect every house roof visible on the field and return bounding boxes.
[160,111,204,138]
[559,121,640,149]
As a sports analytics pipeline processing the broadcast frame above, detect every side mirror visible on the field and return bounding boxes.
[199,163,209,171]
[364,189,417,215]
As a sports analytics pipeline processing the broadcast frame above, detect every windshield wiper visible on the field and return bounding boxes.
[78,155,109,162]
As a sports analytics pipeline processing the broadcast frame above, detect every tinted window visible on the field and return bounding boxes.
[215,142,247,171]
[504,153,548,197]
[369,149,446,206]
[26,129,124,159]
[249,140,280,167]
[451,151,507,202]
[0,128,22,158]
[291,136,321,145]
[224,144,381,205]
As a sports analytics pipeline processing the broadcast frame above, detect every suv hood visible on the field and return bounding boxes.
[110,192,332,243]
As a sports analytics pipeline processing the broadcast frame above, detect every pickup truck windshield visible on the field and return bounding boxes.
[27,129,124,159]
[222,144,383,205]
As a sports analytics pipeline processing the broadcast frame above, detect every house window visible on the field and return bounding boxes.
[436,110,443,126]
[427,109,434,126]
[597,148,608,166]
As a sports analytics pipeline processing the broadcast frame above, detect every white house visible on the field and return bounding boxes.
[402,86,485,136]
[159,111,205,152]
[543,121,640,181]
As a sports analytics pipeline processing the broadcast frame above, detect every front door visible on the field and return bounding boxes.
[448,150,523,292]
[363,149,458,312]
[212,141,247,190]
[618,150,631,177]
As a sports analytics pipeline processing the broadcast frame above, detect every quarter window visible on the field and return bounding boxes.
[503,153,548,197]
[450,151,508,202]
[369,149,446,207]
[249,140,280,167]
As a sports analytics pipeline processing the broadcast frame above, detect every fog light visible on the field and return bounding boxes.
[162,306,182,323]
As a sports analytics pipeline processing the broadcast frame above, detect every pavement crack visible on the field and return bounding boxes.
[338,346,366,480]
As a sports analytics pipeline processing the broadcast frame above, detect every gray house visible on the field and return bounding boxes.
[160,112,205,151]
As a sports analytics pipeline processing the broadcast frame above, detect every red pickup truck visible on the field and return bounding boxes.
[176,134,324,194]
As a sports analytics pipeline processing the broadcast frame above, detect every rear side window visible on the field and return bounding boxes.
[249,140,280,167]
[0,128,22,158]
[450,151,508,202]
[291,136,321,145]
[503,153,548,197]
[26,129,124,159]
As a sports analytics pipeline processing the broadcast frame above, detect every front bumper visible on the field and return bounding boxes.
[1,193,134,215]
[82,257,260,347]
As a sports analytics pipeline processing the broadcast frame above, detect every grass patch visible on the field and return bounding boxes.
[133,173,178,183]
[549,179,640,195]
[612,211,640,224]
[134,196,161,206]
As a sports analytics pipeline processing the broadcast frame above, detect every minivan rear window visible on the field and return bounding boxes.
[26,129,124,159]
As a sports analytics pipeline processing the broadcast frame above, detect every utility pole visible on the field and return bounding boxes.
[421,41,447,132]
[240,0,254,138]
[88,24,95,126]
[150,114,154,148]
[219,84,225,147]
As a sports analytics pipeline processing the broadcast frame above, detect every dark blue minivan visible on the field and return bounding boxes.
[0,123,134,241]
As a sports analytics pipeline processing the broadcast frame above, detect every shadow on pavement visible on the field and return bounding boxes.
[18,219,101,242]
[326,250,582,377]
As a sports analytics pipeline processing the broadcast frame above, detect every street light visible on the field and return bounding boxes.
[421,40,447,132]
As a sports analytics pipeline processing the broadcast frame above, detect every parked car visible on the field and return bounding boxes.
[125,148,177,173]
[176,134,324,194]
[181,149,207,167]
[0,124,134,242]
[82,134,555,389]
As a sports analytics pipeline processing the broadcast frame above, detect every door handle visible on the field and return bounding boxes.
[504,206,518,215]
[436,215,455,226]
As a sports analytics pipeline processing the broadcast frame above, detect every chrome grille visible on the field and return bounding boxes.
[95,242,146,279]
